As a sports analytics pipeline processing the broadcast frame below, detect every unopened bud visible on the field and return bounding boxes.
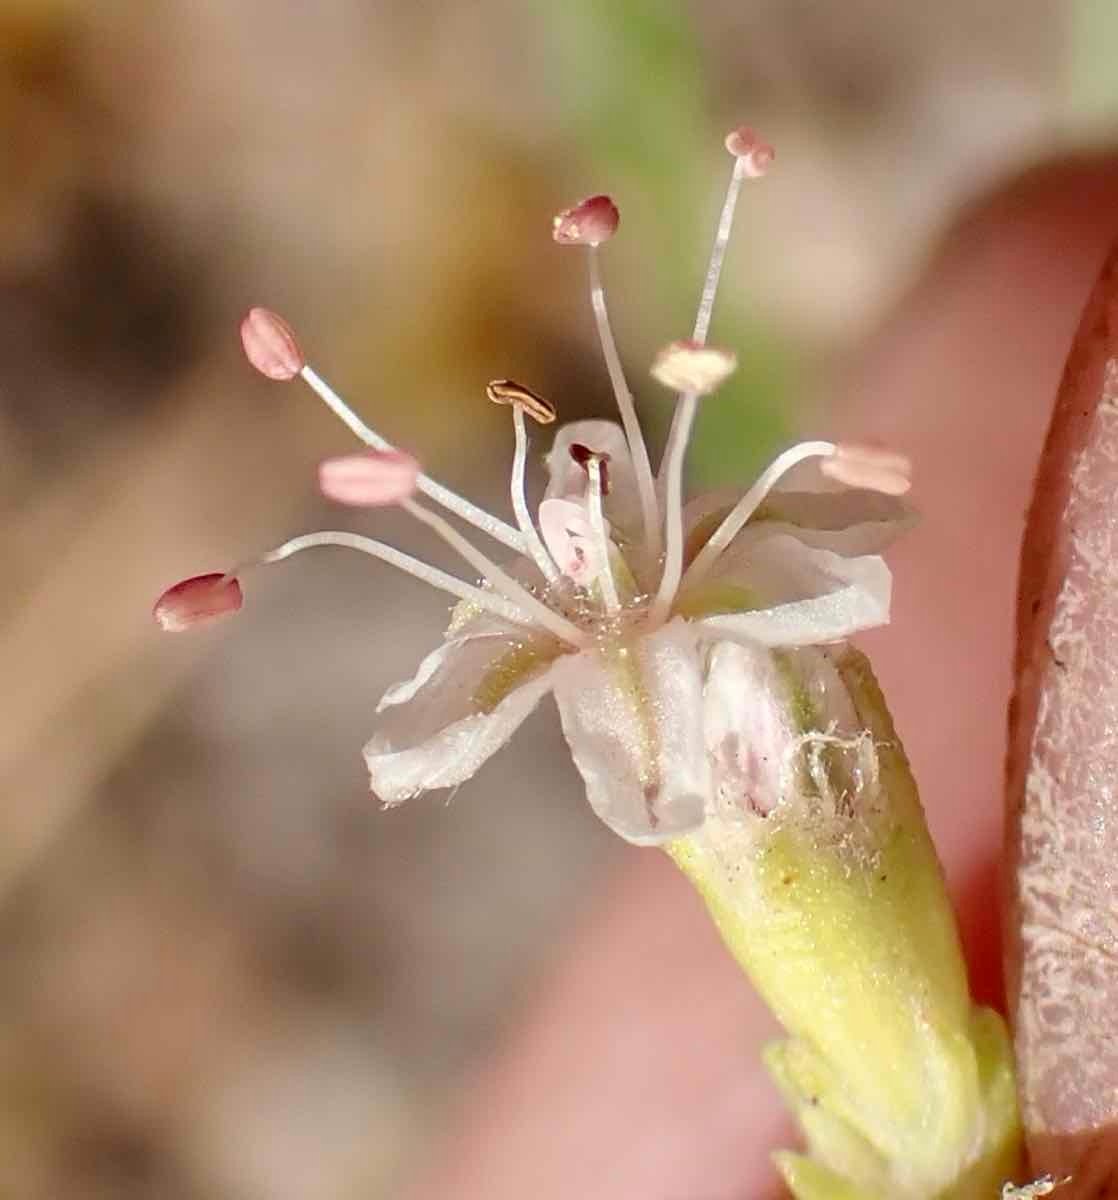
[485,379,557,424]
[551,195,619,247]
[821,443,912,496]
[318,449,420,506]
[153,573,243,632]
[650,340,738,395]
[724,127,774,178]
[240,307,305,381]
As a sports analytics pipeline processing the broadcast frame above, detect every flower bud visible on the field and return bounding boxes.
[153,573,243,632]
[551,195,619,246]
[240,307,305,381]
[650,339,737,395]
[318,450,420,506]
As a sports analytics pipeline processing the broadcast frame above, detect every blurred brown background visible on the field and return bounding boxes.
[0,1,1103,1195]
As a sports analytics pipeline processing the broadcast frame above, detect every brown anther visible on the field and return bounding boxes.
[569,443,611,494]
[485,378,557,425]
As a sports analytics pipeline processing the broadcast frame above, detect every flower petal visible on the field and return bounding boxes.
[364,630,561,802]
[682,531,892,646]
[703,640,862,821]
[545,420,642,541]
[703,640,803,819]
[683,486,915,563]
[756,488,916,555]
[551,618,708,845]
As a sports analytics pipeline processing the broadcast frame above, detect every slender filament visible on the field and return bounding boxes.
[401,498,584,646]
[250,531,536,627]
[587,246,660,555]
[651,154,751,626]
[586,457,620,614]
[692,155,749,346]
[299,365,524,554]
[511,406,560,584]
[681,441,836,589]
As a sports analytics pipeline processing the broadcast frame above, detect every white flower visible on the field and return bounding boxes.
[156,132,914,846]
[361,423,911,844]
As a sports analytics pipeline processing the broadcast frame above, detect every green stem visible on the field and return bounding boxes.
[668,645,1021,1199]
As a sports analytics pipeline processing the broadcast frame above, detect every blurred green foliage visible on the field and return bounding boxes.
[540,0,794,485]
[1068,0,1118,129]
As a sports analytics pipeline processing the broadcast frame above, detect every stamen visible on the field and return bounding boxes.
[153,573,243,632]
[694,145,754,346]
[247,531,544,629]
[651,392,699,628]
[318,449,420,506]
[486,378,557,425]
[400,498,584,646]
[485,381,560,584]
[238,309,524,554]
[585,454,620,614]
[724,127,775,178]
[586,246,660,554]
[240,308,305,380]
[820,442,912,496]
[650,340,737,396]
[681,440,837,589]
[299,364,525,554]
[509,409,561,583]
[651,135,765,625]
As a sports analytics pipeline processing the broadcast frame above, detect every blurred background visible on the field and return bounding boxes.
[0,1,1112,1195]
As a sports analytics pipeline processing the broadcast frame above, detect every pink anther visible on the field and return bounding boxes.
[551,195,620,247]
[240,307,306,381]
[724,127,774,178]
[821,443,913,496]
[318,449,421,506]
[153,572,243,632]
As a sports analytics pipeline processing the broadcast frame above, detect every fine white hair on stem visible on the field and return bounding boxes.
[586,456,620,614]
[299,365,525,554]
[251,531,537,628]
[651,154,751,626]
[400,499,585,647]
[778,727,878,812]
[510,405,560,584]
[587,246,660,554]
[682,441,837,589]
